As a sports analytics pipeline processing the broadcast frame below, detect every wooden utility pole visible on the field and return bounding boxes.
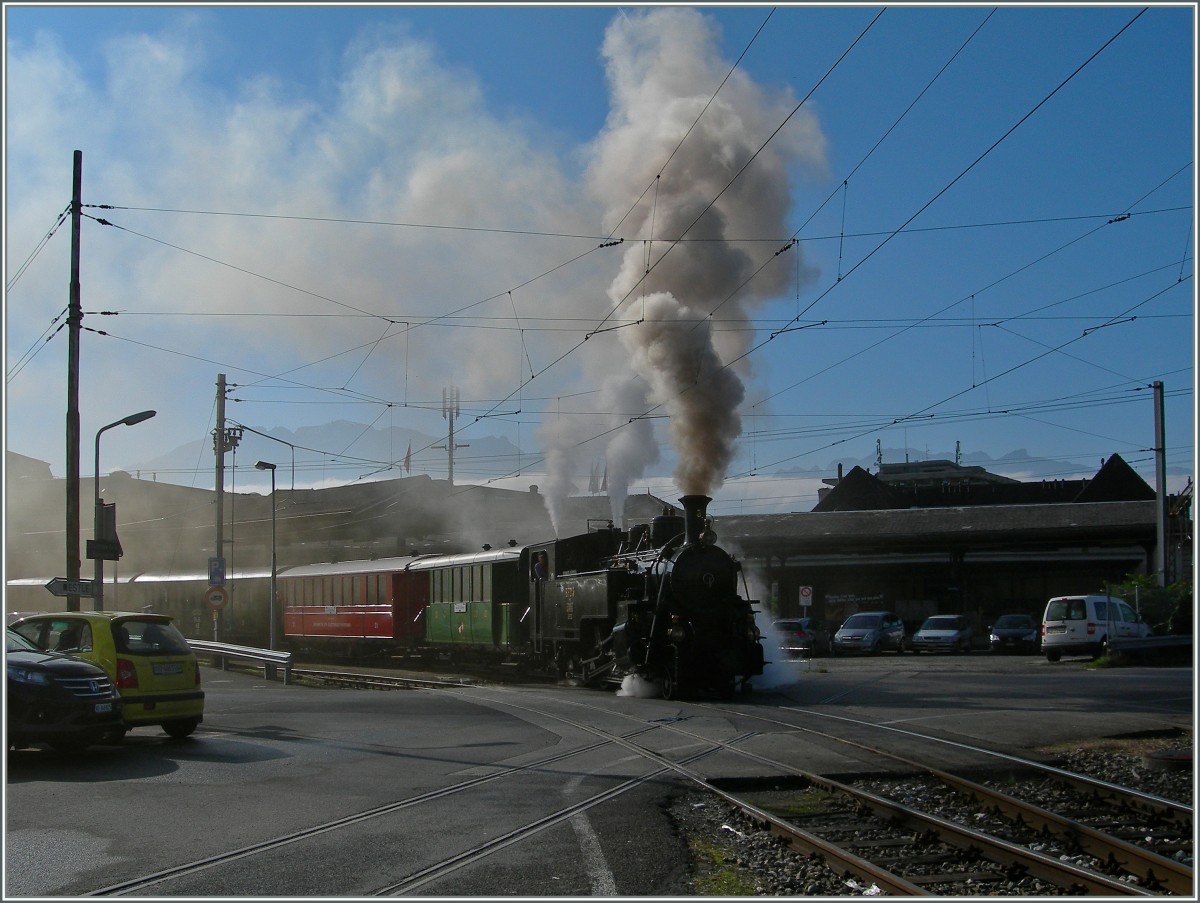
[212,374,243,639]
[65,150,83,612]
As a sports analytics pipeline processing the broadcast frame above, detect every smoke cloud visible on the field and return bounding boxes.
[601,374,659,524]
[581,7,824,505]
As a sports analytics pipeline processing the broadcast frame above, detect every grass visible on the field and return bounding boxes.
[688,838,761,896]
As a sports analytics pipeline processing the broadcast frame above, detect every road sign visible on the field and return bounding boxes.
[209,557,226,587]
[204,586,229,611]
[46,577,97,598]
[87,539,123,561]
[799,585,813,607]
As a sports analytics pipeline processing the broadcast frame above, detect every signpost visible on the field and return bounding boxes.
[204,586,229,611]
[799,585,813,607]
[46,577,96,598]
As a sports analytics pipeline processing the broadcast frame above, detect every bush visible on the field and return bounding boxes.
[1102,575,1193,635]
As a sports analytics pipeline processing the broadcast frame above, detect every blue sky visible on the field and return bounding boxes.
[4,4,1195,520]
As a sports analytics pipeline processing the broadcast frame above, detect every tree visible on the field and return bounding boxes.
[1103,574,1193,635]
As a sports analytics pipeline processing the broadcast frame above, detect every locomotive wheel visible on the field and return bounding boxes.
[660,667,676,701]
[660,650,679,701]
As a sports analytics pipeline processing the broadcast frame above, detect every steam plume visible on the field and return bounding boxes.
[587,8,825,500]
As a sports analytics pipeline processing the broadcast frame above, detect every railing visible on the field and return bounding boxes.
[186,639,292,685]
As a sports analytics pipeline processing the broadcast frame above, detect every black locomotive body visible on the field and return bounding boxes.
[522,494,765,698]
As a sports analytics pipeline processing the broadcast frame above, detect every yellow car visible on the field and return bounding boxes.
[10,611,204,741]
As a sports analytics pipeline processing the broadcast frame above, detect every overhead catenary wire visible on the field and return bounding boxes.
[7,9,1187,504]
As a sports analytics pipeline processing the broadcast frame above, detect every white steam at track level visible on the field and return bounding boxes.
[536,7,825,529]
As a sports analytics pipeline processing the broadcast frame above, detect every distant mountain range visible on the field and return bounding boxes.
[20,418,1183,491]
[122,421,527,487]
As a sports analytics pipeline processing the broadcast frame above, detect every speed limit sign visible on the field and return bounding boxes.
[799,585,813,607]
[204,585,229,611]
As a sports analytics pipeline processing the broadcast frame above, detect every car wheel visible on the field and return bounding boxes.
[163,717,201,739]
[1045,650,1061,662]
[101,726,128,745]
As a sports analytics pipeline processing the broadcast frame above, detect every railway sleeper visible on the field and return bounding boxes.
[905,870,1006,886]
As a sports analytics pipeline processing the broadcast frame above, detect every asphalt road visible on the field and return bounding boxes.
[6,652,1193,897]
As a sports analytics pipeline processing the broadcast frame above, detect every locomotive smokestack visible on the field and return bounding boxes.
[679,495,711,546]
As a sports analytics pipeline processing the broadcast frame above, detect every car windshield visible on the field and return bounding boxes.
[6,628,38,653]
[921,616,962,630]
[116,619,191,656]
[842,614,881,629]
[774,621,803,631]
[994,615,1031,629]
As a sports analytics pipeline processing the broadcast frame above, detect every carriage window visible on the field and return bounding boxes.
[482,566,492,602]
[452,567,462,603]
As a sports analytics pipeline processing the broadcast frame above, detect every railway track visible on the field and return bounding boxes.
[93,667,1190,896]
[692,703,1192,894]
[251,669,1197,894]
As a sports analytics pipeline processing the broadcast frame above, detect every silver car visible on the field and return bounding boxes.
[831,611,907,655]
[912,614,974,653]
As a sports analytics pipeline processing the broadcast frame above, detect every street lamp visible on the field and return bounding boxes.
[255,461,278,650]
[94,409,156,612]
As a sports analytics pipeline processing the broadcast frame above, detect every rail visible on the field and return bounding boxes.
[186,639,292,685]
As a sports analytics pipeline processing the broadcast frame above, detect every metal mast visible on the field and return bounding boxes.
[435,386,468,485]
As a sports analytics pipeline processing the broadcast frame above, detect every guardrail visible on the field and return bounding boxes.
[186,639,292,685]
[1105,634,1193,660]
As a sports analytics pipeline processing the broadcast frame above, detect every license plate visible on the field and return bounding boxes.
[94,702,113,713]
[153,662,184,675]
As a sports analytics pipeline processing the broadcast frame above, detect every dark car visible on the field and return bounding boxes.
[6,628,123,751]
[989,613,1041,654]
[773,618,832,658]
[831,611,907,655]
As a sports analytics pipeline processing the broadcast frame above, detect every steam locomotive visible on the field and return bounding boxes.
[7,495,765,699]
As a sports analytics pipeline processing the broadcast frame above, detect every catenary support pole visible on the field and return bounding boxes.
[65,150,83,612]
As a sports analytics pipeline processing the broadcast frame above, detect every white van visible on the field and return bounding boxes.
[1041,594,1151,661]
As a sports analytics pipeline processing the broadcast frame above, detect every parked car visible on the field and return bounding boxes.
[831,611,907,655]
[773,617,832,658]
[989,613,1040,654]
[911,614,974,653]
[6,627,123,751]
[1041,594,1151,661]
[10,611,204,740]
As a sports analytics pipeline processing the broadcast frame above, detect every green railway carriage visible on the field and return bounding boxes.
[407,547,526,659]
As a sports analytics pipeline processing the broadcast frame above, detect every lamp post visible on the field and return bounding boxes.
[94,410,156,612]
[255,461,278,650]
